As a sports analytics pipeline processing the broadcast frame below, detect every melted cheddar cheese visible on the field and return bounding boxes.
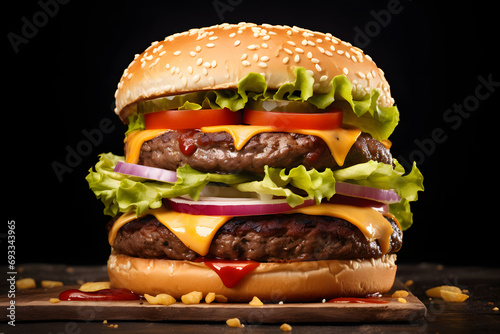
[125,126,361,166]
[109,203,396,257]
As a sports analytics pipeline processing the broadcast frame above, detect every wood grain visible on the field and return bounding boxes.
[1,280,426,323]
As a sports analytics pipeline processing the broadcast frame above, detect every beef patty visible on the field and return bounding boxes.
[138,130,392,173]
[109,213,402,262]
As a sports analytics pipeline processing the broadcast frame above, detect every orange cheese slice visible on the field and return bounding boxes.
[109,203,395,257]
[124,126,361,167]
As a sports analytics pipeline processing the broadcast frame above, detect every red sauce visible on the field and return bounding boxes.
[195,257,260,288]
[328,297,390,304]
[59,288,140,301]
[178,130,198,156]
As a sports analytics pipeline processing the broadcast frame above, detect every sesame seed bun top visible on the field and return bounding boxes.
[114,22,394,122]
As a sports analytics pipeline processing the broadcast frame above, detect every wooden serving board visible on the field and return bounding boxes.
[1,280,426,323]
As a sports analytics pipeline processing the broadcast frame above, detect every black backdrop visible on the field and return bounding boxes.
[5,0,498,267]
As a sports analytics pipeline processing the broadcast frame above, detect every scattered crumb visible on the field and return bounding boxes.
[493,307,499,312]
[280,323,292,331]
[249,296,263,306]
[404,280,414,287]
[16,278,36,290]
[392,290,409,298]
[42,280,63,288]
[49,298,61,304]
[205,292,215,304]
[226,318,244,328]
[398,298,407,304]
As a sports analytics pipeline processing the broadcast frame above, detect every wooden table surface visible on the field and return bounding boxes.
[1,263,499,333]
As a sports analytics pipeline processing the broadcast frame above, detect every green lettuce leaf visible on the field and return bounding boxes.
[233,165,336,207]
[128,67,399,140]
[332,160,424,230]
[86,153,336,217]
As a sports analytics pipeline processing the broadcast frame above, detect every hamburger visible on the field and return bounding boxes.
[86,22,423,302]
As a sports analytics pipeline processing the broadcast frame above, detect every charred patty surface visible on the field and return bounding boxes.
[109,213,402,262]
[138,130,392,173]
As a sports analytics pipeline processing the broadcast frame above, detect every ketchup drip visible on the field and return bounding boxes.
[178,130,198,156]
[195,257,260,288]
[59,288,140,301]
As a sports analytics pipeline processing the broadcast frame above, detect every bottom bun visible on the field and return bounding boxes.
[107,253,397,302]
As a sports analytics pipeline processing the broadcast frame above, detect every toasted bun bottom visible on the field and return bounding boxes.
[108,253,397,302]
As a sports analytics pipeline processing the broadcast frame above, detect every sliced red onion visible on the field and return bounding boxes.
[334,182,400,204]
[167,197,316,216]
[114,161,178,183]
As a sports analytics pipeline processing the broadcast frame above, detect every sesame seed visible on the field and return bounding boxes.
[145,55,153,60]
[307,40,315,46]
[294,54,300,62]
[284,48,293,54]
[306,70,314,76]
[209,36,218,40]
[242,60,251,66]
[307,52,313,59]
[366,72,373,79]
[181,76,188,87]
[234,40,241,46]
[260,56,270,62]
[206,43,215,48]
[202,67,208,76]
[127,73,133,79]
[203,62,211,68]
[315,64,322,72]
[165,63,170,69]
[253,54,259,62]
[196,58,203,66]
[258,62,268,68]
[325,50,333,56]
[357,72,366,79]
[345,52,351,59]
[261,43,268,48]
[173,50,181,56]
[283,56,289,64]
[209,76,215,86]
[159,51,166,57]
[241,53,248,60]
[302,39,308,46]
[316,38,323,44]
[343,68,349,75]
[247,44,257,50]
[190,51,196,57]
[311,58,319,63]
[331,38,339,44]
[229,32,236,38]
[187,66,193,74]
[212,60,217,68]
[195,46,202,52]
[319,75,328,82]
[149,58,160,68]
[193,74,201,82]
[337,50,344,55]
[262,35,270,40]
[287,40,296,46]
[330,45,335,51]
[295,47,304,53]
[286,30,292,35]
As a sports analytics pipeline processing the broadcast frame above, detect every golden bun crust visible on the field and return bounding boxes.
[114,23,394,122]
[107,253,397,302]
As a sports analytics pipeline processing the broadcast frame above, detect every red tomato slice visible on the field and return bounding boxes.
[145,108,242,130]
[243,108,343,130]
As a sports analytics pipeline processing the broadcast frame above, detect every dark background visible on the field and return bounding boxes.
[4,0,498,267]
